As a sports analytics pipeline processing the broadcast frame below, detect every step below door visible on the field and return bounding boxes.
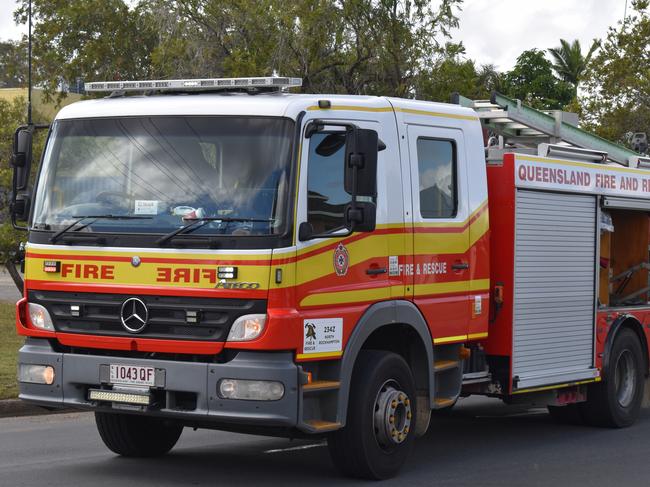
[513,190,599,390]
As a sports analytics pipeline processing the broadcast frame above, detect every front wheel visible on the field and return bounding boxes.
[95,412,183,457]
[328,350,417,479]
[581,328,645,428]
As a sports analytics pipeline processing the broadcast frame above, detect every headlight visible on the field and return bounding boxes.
[227,314,266,342]
[18,364,55,385]
[218,379,284,401]
[28,303,54,331]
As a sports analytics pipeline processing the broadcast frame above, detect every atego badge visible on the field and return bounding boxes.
[333,243,349,276]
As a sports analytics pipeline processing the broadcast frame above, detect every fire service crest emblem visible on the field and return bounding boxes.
[333,243,349,276]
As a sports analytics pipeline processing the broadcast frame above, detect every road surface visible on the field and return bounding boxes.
[1,396,648,486]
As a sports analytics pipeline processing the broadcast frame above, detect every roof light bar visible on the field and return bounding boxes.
[84,77,302,93]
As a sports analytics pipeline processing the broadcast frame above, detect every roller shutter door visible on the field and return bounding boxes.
[513,190,598,389]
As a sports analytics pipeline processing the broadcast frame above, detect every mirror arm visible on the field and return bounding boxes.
[304,119,358,138]
[11,212,28,232]
[5,243,25,292]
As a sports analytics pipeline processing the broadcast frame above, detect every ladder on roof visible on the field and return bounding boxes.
[453,92,642,167]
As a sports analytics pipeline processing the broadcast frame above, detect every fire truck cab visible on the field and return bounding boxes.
[9,77,650,479]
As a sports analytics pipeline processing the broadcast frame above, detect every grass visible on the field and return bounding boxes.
[0,302,20,400]
[0,88,82,120]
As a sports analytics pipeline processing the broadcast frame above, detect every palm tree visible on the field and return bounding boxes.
[548,39,599,90]
[477,63,503,95]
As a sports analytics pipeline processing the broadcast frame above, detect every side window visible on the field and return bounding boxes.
[306,132,350,233]
[417,138,456,218]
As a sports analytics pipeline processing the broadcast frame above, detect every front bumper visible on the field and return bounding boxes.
[18,338,299,427]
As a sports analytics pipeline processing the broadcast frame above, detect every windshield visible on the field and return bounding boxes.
[32,116,294,237]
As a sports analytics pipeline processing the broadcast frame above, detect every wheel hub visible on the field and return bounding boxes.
[373,381,412,448]
[615,349,636,408]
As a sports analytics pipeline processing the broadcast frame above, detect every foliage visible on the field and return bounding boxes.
[0,41,28,88]
[581,0,650,146]
[417,51,502,103]
[501,49,574,110]
[0,96,46,264]
[0,88,82,120]
[548,38,599,90]
[150,0,463,97]
[0,302,20,399]
[14,0,159,104]
[11,0,463,99]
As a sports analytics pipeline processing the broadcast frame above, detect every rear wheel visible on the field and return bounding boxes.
[328,350,417,480]
[581,328,645,428]
[95,412,183,457]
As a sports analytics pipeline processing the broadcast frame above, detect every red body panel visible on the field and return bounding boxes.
[484,154,516,361]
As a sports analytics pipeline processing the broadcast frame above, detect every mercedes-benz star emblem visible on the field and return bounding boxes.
[120,298,149,334]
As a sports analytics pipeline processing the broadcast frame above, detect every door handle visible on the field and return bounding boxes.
[451,262,469,271]
[366,267,388,275]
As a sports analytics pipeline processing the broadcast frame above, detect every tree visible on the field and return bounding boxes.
[0,41,28,88]
[502,49,574,109]
[548,38,598,92]
[416,43,502,103]
[10,0,464,99]
[150,0,463,97]
[476,63,504,94]
[0,97,46,263]
[581,0,650,146]
[14,0,159,103]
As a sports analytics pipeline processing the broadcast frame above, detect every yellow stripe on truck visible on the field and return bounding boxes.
[300,285,405,307]
[414,279,490,297]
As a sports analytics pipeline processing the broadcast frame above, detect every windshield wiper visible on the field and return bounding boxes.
[156,217,275,246]
[50,215,153,243]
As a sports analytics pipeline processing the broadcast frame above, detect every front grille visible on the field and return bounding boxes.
[28,290,266,342]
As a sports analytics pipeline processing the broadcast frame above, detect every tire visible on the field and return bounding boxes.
[95,412,183,457]
[328,350,417,480]
[581,328,645,428]
[547,404,584,425]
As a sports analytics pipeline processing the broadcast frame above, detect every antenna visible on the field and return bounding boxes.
[27,0,32,125]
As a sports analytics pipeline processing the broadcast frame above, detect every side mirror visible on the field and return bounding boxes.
[11,127,33,191]
[344,128,378,197]
[10,194,31,222]
[298,222,314,241]
[346,201,376,232]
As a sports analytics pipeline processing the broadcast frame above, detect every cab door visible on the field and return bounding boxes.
[407,124,470,342]
[294,117,398,360]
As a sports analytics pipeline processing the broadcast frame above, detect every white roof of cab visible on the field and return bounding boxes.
[54,92,476,122]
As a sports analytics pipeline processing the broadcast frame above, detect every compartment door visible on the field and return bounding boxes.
[513,190,599,390]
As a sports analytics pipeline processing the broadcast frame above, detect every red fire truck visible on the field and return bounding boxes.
[9,78,650,479]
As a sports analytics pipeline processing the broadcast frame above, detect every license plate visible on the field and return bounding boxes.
[109,364,155,387]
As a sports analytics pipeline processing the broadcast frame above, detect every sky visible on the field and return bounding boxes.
[0,0,630,71]
[453,0,627,71]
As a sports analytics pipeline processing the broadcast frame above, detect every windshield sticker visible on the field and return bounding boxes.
[134,200,159,215]
[303,318,343,355]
